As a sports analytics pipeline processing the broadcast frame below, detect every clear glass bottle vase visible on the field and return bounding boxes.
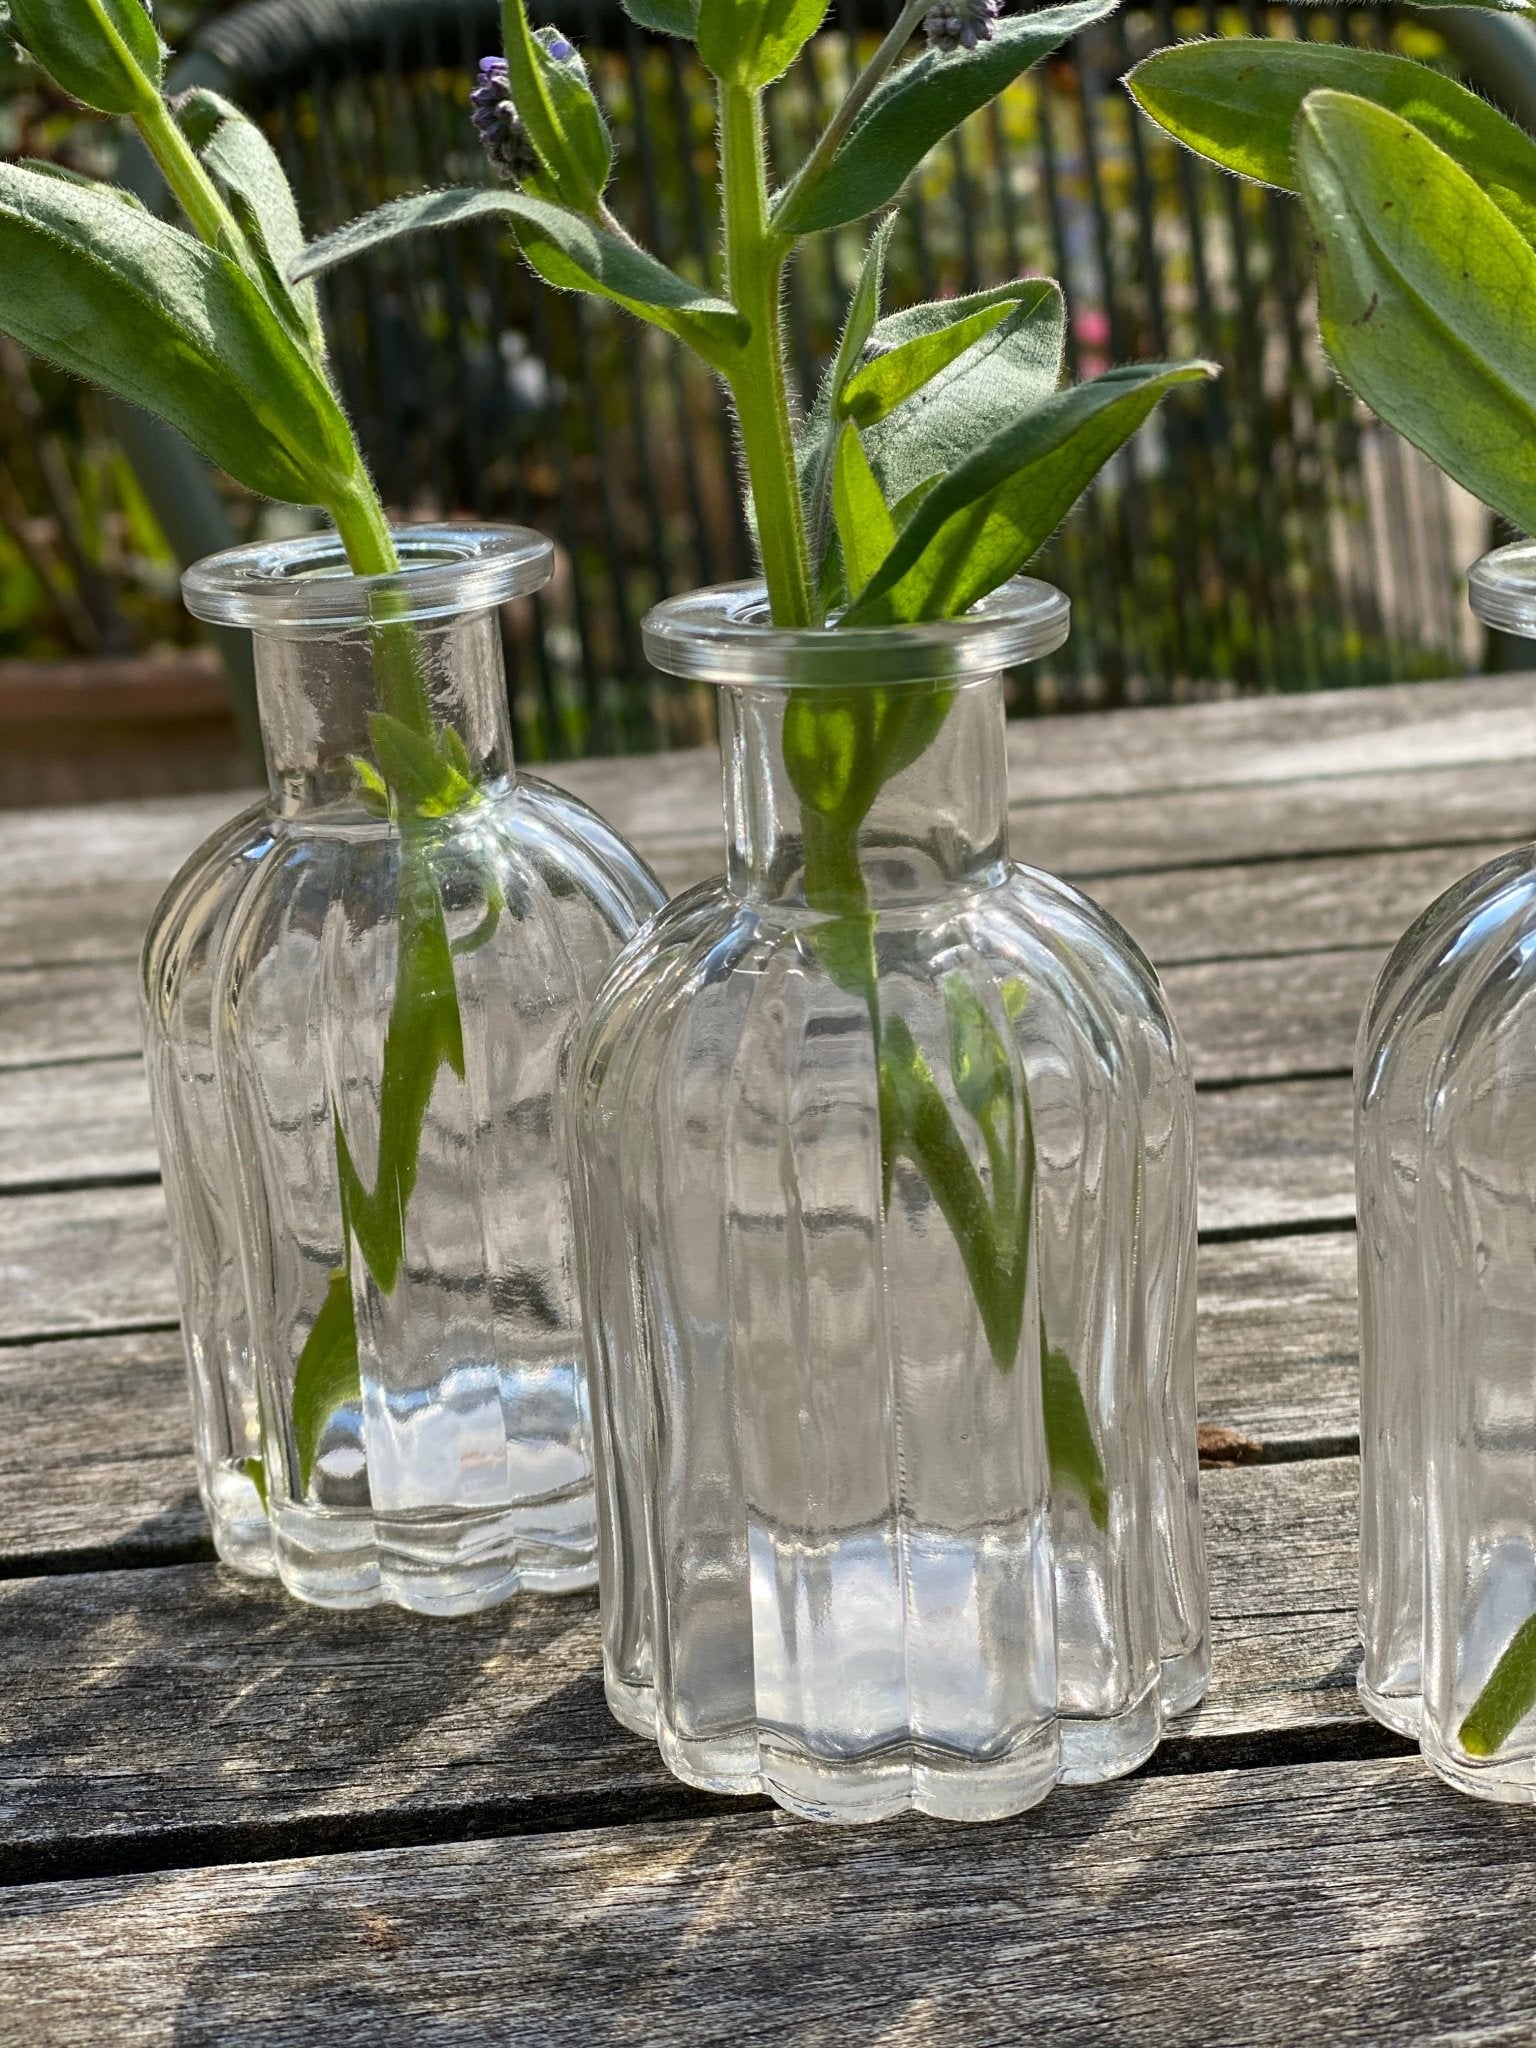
[141,525,665,1611]
[1357,541,1536,1800]
[568,580,1209,1824]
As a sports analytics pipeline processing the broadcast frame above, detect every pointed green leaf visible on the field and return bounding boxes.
[501,0,603,214]
[337,853,466,1293]
[1043,1338,1108,1529]
[0,159,356,506]
[842,301,1011,425]
[1128,40,1536,247]
[533,27,614,196]
[845,359,1216,625]
[368,712,477,817]
[861,279,1065,510]
[8,0,161,115]
[943,973,1014,1129]
[621,0,698,34]
[17,156,146,207]
[176,88,323,344]
[775,0,1118,235]
[291,1267,361,1492]
[832,422,897,597]
[295,186,747,362]
[799,220,894,578]
[699,0,828,87]
[1297,89,1536,534]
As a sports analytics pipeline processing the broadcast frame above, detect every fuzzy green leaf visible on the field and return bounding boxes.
[799,220,894,579]
[841,301,1011,425]
[699,0,828,87]
[845,359,1216,624]
[621,0,698,33]
[176,88,323,343]
[1298,89,1536,534]
[500,0,603,214]
[0,159,355,506]
[860,279,1065,511]
[775,0,1118,235]
[533,27,614,196]
[1128,40,1536,247]
[8,0,161,115]
[295,186,747,361]
[831,422,897,597]
[18,157,146,207]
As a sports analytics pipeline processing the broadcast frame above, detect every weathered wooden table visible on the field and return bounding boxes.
[4,674,1536,2044]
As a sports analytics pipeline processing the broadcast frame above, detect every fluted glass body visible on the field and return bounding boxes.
[142,803,277,1574]
[569,582,1208,1824]
[147,526,664,1612]
[1357,541,1536,1798]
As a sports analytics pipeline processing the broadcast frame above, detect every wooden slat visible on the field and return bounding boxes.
[0,1058,1358,1247]
[1,676,1529,975]
[557,672,1536,823]
[0,795,238,968]
[0,1459,1359,1866]
[0,1233,1358,1574]
[0,963,142,1073]
[0,944,1379,1085]
[1195,1231,1358,1456]
[0,1330,202,1572]
[1197,1078,1353,1235]
[0,1057,155,1194]
[0,1185,176,1341]
[32,1749,1536,2048]
[1094,840,1506,969]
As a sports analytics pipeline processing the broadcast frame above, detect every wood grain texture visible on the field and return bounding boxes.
[0,1068,1351,1342]
[0,963,142,1072]
[2,675,1531,975]
[0,1234,1357,1573]
[0,1184,175,1341]
[0,1460,1360,1867]
[0,1056,155,1194]
[0,1330,202,1572]
[1195,1231,1358,1454]
[23,1752,1536,2048]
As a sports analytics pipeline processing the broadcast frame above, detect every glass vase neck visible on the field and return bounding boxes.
[183,525,553,823]
[641,577,1069,911]
[721,675,1010,907]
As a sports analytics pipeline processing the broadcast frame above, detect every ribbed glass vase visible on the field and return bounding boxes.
[568,580,1208,1824]
[141,525,665,1611]
[1357,541,1536,1799]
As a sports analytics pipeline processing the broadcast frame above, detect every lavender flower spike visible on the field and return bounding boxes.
[923,0,1001,52]
[471,56,537,182]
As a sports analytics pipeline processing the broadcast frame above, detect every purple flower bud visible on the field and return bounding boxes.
[547,35,575,61]
[471,56,538,182]
[922,0,1001,53]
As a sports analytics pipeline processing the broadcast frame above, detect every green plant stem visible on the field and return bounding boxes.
[130,91,245,253]
[774,0,928,230]
[719,79,814,628]
[1460,1615,1536,1758]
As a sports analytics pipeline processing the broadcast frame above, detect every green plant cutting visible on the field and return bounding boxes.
[0,0,490,1492]
[298,0,1216,1519]
[1130,6,1536,1747]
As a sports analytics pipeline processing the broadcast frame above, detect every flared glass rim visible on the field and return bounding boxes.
[1468,542,1536,637]
[182,523,554,632]
[642,577,1070,687]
